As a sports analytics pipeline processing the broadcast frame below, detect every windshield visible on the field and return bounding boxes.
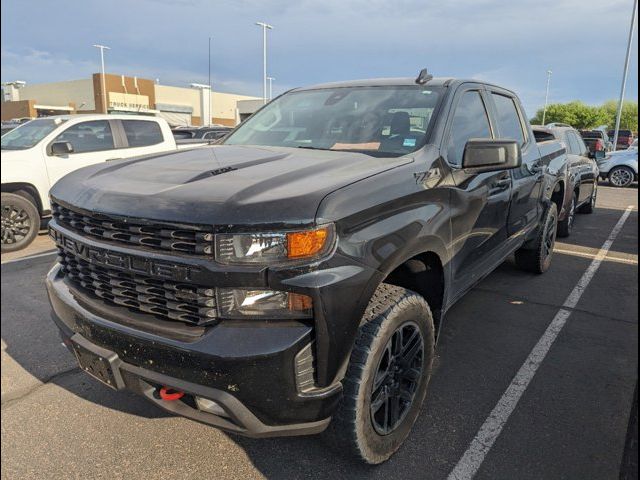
[1,118,63,150]
[225,86,443,157]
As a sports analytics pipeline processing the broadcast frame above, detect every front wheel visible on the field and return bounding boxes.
[325,284,435,464]
[515,202,558,274]
[1,192,40,253]
[608,166,635,188]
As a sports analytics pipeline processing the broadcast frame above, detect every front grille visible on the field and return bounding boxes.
[58,249,217,326]
[51,202,214,256]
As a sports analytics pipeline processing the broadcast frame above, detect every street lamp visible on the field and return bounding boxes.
[542,69,552,125]
[612,0,638,150]
[92,44,111,114]
[255,22,273,104]
[267,76,275,100]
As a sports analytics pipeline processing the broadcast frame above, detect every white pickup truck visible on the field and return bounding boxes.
[1,114,205,252]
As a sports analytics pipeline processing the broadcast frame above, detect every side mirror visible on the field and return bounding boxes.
[50,141,74,156]
[593,150,606,160]
[462,139,522,172]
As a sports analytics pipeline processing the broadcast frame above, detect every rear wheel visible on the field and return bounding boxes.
[1,192,40,252]
[608,166,635,188]
[515,203,558,274]
[325,284,435,464]
[556,194,575,238]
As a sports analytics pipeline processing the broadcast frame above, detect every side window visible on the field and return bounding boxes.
[572,132,588,156]
[122,120,163,148]
[447,91,492,166]
[491,93,525,145]
[566,132,580,155]
[54,120,114,154]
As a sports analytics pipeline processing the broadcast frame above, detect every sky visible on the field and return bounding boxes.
[1,0,638,117]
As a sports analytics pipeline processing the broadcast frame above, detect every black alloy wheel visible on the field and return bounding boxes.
[1,192,39,252]
[370,322,424,435]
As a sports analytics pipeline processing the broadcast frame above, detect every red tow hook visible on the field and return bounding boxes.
[159,386,185,401]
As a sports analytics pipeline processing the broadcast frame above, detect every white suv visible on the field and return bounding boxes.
[1,114,191,252]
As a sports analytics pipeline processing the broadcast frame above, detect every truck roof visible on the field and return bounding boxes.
[294,77,511,92]
[31,114,163,122]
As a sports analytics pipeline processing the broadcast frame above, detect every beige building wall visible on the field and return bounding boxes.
[155,85,259,126]
[211,91,260,125]
[155,85,201,115]
[18,79,95,111]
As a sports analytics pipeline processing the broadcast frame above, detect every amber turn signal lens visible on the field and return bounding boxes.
[288,292,313,311]
[287,227,330,259]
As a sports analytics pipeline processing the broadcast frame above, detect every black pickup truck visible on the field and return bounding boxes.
[46,71,567,464]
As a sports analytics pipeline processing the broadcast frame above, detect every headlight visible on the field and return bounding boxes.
[215,224,335,264]
[216,288,313,319]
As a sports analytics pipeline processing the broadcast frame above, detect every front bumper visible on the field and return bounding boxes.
[47,264,342,437]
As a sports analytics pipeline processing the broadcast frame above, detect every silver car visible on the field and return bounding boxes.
[598,139,638,187]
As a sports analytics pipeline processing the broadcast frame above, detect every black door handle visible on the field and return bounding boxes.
[493,178,511,187]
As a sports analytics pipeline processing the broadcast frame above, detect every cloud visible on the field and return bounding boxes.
[1,0,637,111]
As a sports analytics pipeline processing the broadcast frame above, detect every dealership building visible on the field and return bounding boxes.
[1,73,263,126]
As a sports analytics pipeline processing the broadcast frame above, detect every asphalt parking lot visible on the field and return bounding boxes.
[1,184,637,480]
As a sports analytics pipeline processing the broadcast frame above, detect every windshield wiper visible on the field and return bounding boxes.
[295,145,331,151]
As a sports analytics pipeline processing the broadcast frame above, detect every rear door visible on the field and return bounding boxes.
[44,119,119,187]
[487,90,542,237]
[446,86,512,295]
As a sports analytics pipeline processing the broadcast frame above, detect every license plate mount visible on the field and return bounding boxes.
[70,334,124,390]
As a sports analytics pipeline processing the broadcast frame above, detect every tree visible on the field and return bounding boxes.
[601,100,638,132]
[530,100,638,132]
[530,101,608,129]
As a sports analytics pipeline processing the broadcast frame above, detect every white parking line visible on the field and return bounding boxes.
[1,250,57,265]
[448,205,635,480]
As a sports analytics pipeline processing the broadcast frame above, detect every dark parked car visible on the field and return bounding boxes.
[533,124,599,236]
[47,72,567,464]
[172,126,232,142]
[608,129,636,150]
[579,129,613,153]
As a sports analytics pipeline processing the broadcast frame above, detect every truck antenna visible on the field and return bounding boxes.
[416,68,433,85]
[415,68,433,85]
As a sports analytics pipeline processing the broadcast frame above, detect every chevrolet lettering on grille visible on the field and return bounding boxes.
[49,226,200,282]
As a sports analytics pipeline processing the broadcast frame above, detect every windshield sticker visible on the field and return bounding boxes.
[403,138,416,147]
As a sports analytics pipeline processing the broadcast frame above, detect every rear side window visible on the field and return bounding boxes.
[491,93,525,145]
[447,91,492,166]
[571,132,588,155]
[122,120,163,147]
[566,132,581,154]
[54,120,114,153]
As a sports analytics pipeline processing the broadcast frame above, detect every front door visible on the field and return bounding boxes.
[446,87,512,297]
[44,119,118,187]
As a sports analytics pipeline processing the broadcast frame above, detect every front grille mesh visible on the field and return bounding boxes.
[51,202,214,256]
[58,249,217,325]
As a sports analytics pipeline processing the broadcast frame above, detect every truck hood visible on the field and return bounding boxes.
[50,145,413,227]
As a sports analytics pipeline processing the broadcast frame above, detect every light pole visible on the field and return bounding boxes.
[542,69,552,125]
[92,44,110,114]
[255,22,273,104]
[612,0,638,150]
[267,76,275,100]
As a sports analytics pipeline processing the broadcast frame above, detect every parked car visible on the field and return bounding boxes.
[579,129,613,153]
[46,72,566,464]
[533,124,599,236]
[607,129,636,150]
[598,145,638,188]
[1,114,206,252]
[172,126,232,141]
